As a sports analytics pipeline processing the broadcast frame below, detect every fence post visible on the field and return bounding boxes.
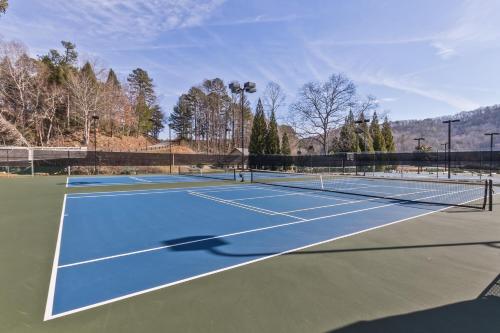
[489,180,493,211]
[6,149,10,176]
[67,150,71,176]
[29,148,34,177]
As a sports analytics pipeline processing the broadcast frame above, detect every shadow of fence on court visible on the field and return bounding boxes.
[326,274,500,333]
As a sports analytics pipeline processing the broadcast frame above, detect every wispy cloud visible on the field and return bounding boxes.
[430,0,500,59]
[41,0,225,40]
[378,97,397,103]
[310,36,434,47]
[209,14,301,27]
[307,45,480,111]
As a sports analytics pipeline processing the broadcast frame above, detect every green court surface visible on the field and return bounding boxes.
[1,176,499,333]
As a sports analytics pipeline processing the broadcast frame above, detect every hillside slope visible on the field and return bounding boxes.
[391,105,500,151]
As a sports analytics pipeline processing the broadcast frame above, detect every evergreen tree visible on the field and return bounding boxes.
[329,136,340,154]
[281,132,291,155]
[382,116,396,152]
[106,69,120,88]
[369,112,386,152]
[135,94,153,135]
[357,112,373,152]
[265,109,280,154]
[338,110,359,152]
[39,41,78,84]
[149,105,165,139]
[127,68,160,135]
[249,99,267,155]
[127,68,156,105]
[169,96,192,140]
[80,62,97,83]
[61,41,78,65]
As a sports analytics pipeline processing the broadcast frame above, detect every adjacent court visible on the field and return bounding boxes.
[44,175,488,320]
[66,174,215,187]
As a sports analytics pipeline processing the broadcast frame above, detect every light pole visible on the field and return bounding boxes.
[440,143,448,174]
[229,81,256,170]
[413,137,425,174]
[442,119,460,179]
[92,114,99,175]
[484,132,499,176]
[169,123,173,174]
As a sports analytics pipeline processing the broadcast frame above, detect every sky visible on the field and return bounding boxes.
[1,0,500,138]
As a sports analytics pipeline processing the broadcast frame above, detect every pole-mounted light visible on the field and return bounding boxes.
[442,119,460,179]
[229,81,256,171]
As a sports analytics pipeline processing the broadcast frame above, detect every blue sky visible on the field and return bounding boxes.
[1,0,499,138]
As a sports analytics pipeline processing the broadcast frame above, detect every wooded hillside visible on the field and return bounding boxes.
[391,105,500,151]
[0,39,165,147]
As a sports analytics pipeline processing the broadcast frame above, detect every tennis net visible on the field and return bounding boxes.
[250,170,490,210]
[180,167,237,181]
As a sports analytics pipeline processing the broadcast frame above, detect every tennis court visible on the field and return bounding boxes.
[45,172,491,320]
[67,174,222,188]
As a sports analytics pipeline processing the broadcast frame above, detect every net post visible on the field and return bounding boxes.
[67,150,71,176]
[6,149,9,176]
[250,169,254,183]
[29,148,34,177]
[489,180,493,211]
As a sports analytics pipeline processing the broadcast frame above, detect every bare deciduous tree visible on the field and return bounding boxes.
[290,73,356,154]
[66,66,103,144]
[263,82,286,118]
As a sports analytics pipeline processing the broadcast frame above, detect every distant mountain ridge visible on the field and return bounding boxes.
[391,105,500,152]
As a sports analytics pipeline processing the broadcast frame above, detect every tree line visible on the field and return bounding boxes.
[0,39,165,146]
[332,110,395,153]
[170,73,396,156]
[248,98,291,155]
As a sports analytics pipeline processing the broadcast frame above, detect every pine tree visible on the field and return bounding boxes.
[330,136,340,153]
[357,112,373,152]
[265,110,280,154]
[135,94,153,135]
[80,62,97,83]
[338,110,359,152]
[382,116,396,152]
[370,112,386,152]
[169,96,192,140]
[249,99,267,155]
[127,68,161,135]
[127,68,156,105]
[281,132,291,155]
[150,105,165,139]
[106,69,120,88]
[39,41,78,85]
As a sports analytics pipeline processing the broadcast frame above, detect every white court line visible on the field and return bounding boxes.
[231,193,300,201]
[44,194,67,321]
[57,186,470,270]
[257,186,354,202]
[189,191,281,216]
[284,179,432,192]
[47,187,486,320]
[279,189,432,213]
[189,191,306,221]
[129,176,153,183]
[58,198,394,270]
[67,185,256,199]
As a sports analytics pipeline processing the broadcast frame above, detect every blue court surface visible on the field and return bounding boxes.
[66,174,221,187]
[45,181,482,320]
